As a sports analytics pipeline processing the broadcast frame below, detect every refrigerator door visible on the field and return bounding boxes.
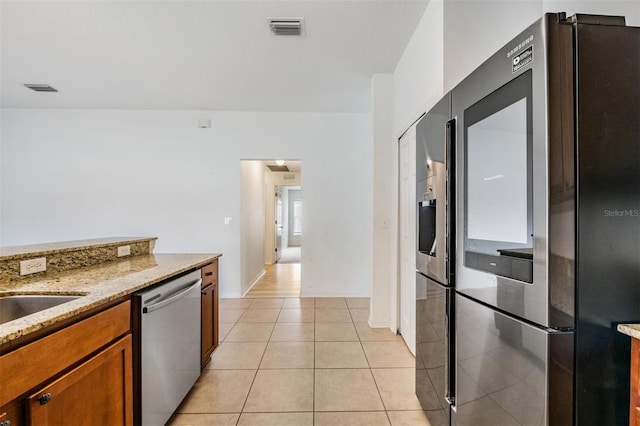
[416,94,452,285]
[452,294,573,426]
[416,272,454,425]
[452,14,575,329]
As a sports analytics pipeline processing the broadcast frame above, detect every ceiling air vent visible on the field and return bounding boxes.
[24,84,58,92]
[267,18,304,36]
[268,165,289,172]
[283,173,296,181]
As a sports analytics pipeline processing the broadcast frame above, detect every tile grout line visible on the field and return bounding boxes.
[208,298,417,425]
[234,303,278,423]
[353,310,394,424]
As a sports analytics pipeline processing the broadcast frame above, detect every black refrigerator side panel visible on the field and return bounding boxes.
[574,23,640,426]
[416,272,452,426]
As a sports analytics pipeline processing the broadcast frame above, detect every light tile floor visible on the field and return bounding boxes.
[169,297,436,426]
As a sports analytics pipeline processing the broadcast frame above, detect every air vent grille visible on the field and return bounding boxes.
[268,18,304,36]
[283,173,296,180]
[24,84,57,92]
[268,165,289,172]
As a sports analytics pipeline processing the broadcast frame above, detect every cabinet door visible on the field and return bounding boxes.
[213,281,219,351]
[632,338,640,426]
[201,283,215,369]
[0,401,24,426]
[27,335,132,426]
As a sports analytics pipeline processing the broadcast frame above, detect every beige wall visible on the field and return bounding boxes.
[240,160,268,295]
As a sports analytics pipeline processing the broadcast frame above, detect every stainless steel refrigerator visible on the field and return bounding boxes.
[415,93,455,426]
[416,12,640,426]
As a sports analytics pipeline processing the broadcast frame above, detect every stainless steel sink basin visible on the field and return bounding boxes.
[0,295,81,325]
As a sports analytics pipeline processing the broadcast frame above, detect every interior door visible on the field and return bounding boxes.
[274,187,283,263]
[399,126,417,355]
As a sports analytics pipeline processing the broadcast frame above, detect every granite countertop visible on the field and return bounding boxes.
[0,253,220,345]
[0,236,157,260]
[618,324,640,340]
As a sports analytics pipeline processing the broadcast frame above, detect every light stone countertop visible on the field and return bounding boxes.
[0,236,157,260]
[618,323,640,340]
[0,253,220,346]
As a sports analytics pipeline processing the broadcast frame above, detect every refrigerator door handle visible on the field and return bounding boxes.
[445,118,456,286]
[444,289,455,406]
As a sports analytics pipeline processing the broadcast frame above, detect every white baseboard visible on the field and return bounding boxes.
[300,291,371,298]
[368,318,394,329]
[242,269,266,297]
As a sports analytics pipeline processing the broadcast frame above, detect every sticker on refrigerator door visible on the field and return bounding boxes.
[512,45,533,73]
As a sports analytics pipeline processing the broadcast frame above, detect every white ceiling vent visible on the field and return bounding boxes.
[267,18,304,36]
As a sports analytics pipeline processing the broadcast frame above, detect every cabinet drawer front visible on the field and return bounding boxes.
[0,301,131,406]
[201,260,218,287]
[27,335,132,426]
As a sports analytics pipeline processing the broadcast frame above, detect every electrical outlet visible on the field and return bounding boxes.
[20,257,47,276]
[117,245,131,257]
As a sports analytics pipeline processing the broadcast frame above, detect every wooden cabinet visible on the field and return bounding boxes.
[0,301,132,426]
[27,335,132,425]
[632,337,640,426]
[0,400,24,426]
[201,259,219,369]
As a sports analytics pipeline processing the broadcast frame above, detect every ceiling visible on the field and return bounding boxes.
[0,1,428,113]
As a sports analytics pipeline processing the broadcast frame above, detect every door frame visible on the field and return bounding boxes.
[397,124,417,354]
[274,187,283,263]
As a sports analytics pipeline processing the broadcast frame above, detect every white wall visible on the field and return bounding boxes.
[0,109,371,298]
[370,0,445,330]
[370,73,394,328]
[392,0,444,138]
[443,1,541,92]
[240,160,266,295]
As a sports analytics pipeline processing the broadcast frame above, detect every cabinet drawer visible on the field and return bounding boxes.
[201,260,218,287]
[0,301,130,406]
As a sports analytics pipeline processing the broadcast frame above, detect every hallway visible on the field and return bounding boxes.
[245,248,301,298]
[245,264,300,298]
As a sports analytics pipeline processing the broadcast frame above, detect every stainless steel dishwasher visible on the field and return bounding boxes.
[132,269,202,426]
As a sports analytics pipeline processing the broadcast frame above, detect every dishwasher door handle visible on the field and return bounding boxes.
[143,279,202,314]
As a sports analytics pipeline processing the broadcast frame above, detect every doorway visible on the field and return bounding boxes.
[240,160,302,298]
[275,185,302,264]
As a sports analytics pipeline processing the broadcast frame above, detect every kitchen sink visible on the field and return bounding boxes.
[0,295,81,325]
